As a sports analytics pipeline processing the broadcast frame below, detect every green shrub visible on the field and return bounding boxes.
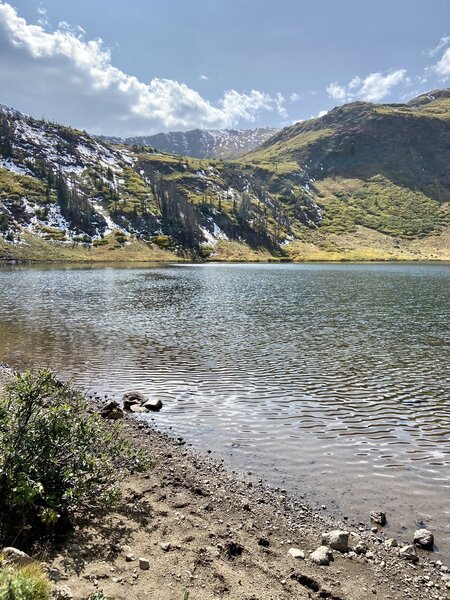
[0,370,149,548]
[0,561,51,600]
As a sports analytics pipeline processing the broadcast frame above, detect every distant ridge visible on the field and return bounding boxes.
[99,127,278,159]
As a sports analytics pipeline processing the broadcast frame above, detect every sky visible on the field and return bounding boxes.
[0,0,449,136]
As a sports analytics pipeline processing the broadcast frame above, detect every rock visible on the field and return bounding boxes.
[1,547,34,566]
[258,538,270,548]
[100,401,124,420]
[54,587,73,600]
[139,557,150,570]
[321,530,349,552]
[384,538,398,549]
[413,528,434,550]
[288,548,305,559]
[143,398,163,412]
[370,510,387,526]
[125,553,136,562]
[354,542,368,555]
[160,543,171,552]
[122,391,146,410]
[310,546,334,565]
[129,405,148,413]
[399,544,419,563]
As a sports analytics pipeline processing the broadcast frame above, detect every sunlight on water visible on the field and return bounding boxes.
[1,262,449,554]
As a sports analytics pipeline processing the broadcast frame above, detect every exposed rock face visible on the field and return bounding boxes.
[321,530,349,552]
[310,546,334,565]
[414,528,434,550]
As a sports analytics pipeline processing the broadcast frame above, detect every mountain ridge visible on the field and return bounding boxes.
[0,90,449,262]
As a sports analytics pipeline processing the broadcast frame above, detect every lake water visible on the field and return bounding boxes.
[1,262,449,556]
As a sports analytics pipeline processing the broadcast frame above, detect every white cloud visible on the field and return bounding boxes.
[431,47,450,80]
[289,92,301,102]
[0,2,288,135]
[428,35,450,57]
[199,74,208,81]
[326,82,346,101]
[326,70,408,103]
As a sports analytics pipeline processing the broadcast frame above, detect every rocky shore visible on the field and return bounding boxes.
[1,369,449,599]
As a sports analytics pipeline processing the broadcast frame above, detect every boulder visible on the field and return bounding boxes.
[310,546,334,565]
[413,528,434,550]
[122,391,146,410]
[370,510,386,526]
[143,398,163,412]
[321,530,349,552]
[399,544,419,563]
[100,401,124,420]
[1,547,34,566]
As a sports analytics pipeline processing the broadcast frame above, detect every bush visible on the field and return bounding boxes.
[0,370,149,549]
[0,561,51,600]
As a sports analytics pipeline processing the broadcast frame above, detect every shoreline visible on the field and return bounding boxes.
[47,393,450,599]
[1,374,450,598]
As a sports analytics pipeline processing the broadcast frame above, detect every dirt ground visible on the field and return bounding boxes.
[44,410,449,600]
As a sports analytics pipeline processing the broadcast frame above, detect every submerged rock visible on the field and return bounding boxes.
[413,528,434,550]
[143,398,163,412]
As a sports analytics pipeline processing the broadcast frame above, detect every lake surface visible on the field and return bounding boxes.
[1,262,449,556]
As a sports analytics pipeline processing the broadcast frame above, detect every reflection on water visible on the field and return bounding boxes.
[1,262,450,554]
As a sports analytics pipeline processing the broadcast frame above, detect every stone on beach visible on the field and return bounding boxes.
[321,530,349,552]
[399,544,418,563]
[310,546,334,565]
[413,528,434,550]
[370,510,387,526]
[100,401,124,420]
[122,391,146,410]
[288,548,305,559]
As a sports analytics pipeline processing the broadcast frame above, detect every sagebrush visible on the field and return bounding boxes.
[0,369,149,548]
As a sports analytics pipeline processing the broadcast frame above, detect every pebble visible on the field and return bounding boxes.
[321,530,349,552]
[370,510,387,526]
[288,548,305,559]
[139,558,150,570]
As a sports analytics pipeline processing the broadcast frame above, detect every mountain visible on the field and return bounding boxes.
[99,127,278,159]
[0,90,449,262]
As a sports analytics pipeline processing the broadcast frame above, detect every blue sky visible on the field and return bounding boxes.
[0,0,449,135]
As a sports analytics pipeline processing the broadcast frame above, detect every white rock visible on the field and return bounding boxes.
[310,545,334,565]
[288,548,305,560]
[321,530,349,552]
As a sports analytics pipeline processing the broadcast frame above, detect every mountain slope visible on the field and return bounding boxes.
[100,128,278,159]
[241,89,450,240]
[0,91,449,262]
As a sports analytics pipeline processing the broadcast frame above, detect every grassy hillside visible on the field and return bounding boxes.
[0,91,449,262]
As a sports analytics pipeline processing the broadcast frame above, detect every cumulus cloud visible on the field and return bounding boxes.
[0,2,287,135]
[426,36,450,80]
[326,70,408,103]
